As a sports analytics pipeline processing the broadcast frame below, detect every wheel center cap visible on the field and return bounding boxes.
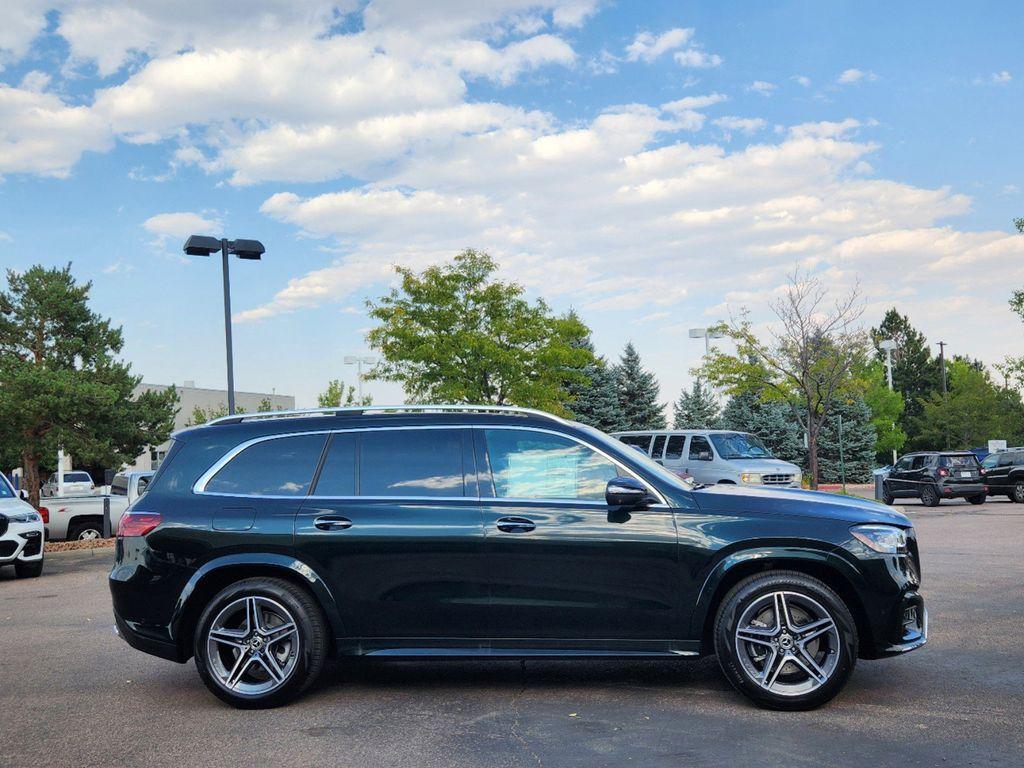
[248,635,264,650]
[778,634,794,649]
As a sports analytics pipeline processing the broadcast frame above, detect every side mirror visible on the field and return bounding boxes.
[19,489,29,501]
[606,477,650,509]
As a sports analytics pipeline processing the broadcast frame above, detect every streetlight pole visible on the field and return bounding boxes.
[344,355,377,403]
[184,235,266,415]
[219,239,236,415]
[937,340,949,449]
[878,339,897,465]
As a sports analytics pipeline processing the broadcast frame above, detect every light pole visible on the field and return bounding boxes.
[183,235,265,415]
[344,355,376,403]
[878,339,897,464]
[688,327,725,358]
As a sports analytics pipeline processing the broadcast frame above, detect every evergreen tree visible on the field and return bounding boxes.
[672,379,720,429]
[615,342,666,429]
[816,398,877,484]
[870,308,942,448]
[720,392,806,467]
[564,332,621,432]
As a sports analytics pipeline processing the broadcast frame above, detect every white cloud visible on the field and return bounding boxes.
[143,212,220,239]
[713,116,767,136]
[990,70,1012,84]
[837,68,877,85]
[674,49,723,68]
[625,27,693,62]
[792,74,812,87]
[0,230,12,242]
[747,80,776,95]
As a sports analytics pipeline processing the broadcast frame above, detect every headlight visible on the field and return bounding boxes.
[5,510,41,524]
[740,472,762,484]
[851,524,908,554]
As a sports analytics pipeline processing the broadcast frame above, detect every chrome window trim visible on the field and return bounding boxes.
[192,423,668,506]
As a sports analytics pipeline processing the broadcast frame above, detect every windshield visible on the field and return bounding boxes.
[709,432,774,459]
[578,425,696,491]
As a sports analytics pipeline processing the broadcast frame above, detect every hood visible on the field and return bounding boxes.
[724,458,800,472]
[693,483,911,526]
[0,496,37,516]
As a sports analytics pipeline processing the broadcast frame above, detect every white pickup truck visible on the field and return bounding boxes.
[42,470,154,541]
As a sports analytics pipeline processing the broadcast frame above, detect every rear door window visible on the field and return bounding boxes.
[110,476,129,496]
[205,434,327,496]
[313,432,357,496]
[651,435,667,459]
[665,435,685,461]
[358,429,465,497]
[689,435,714,461]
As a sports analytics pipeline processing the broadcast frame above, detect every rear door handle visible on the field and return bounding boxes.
[314,515,352,531]
[496,516,536,533]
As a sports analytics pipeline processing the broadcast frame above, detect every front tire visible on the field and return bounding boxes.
[15,556,44,578]
[919,484,940,507]
[714,571,857,710]
[193,577,328,709]
[1013,481,1024,504]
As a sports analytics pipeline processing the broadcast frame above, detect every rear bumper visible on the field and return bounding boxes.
[113,610,187,663]
[937,482,985,498]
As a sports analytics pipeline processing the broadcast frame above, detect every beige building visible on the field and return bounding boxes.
[126,381,295,472]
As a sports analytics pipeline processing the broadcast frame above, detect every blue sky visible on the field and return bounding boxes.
[1,1,1022,408]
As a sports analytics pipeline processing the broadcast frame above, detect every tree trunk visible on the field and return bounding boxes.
[807,430,819,490]
[22,450,41,509]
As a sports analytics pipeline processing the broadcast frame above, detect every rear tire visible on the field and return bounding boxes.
[68,522,103,541]
[15,557,44,578]
[193,577,328,709]
[919,485,940,507]
[1013,481,1024,504]
[714,570,857,710]
[881,483,894,506]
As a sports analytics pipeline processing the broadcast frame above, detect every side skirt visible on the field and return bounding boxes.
[336,638,702,658]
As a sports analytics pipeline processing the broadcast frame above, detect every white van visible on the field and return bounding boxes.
[611,429,802,488]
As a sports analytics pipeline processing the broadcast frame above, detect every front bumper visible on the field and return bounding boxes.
[873,595,927,657]
[0,524,44,563]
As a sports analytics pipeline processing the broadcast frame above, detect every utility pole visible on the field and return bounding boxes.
[938,341,949,449]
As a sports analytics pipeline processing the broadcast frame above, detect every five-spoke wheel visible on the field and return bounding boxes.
[194,577,327,708]
[715,571,857,710]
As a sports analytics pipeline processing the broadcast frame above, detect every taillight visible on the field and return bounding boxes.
[117,511,162,538]
[38,506,49,524]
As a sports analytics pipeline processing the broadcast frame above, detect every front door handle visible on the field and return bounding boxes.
[314,515,352,531]
[496,516,536,533]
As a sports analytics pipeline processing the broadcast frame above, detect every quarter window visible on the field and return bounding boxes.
[358,429,465,497]
[484,429,620,502]
[205,434,326,496]
[313,433,357,496]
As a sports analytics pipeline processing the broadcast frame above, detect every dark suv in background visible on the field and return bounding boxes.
[111,405,926,711]
[883,451,986,506]
[980,449,1024,502]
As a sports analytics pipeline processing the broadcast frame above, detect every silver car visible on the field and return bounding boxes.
[41,470,95,498]
[612,429,802,488]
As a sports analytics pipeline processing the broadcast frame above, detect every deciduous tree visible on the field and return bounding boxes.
[317,379,372,408]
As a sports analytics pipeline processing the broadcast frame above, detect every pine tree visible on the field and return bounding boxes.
[720,392,806,467]
[672,379,720,429]
[615,342,666,429]
[816,398,877,484]
[565,334,621,432]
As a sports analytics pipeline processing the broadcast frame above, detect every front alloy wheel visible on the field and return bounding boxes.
[714,571,857,710]
[194,577,327,708]
[1013,481,1024,504]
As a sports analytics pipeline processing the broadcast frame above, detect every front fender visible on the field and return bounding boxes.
[169,553,346,644]
[687,544,841,639]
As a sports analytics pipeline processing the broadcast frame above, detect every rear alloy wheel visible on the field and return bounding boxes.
[919,485,940,507]
[194,577,327,708]
[1013,482,1024,504]
[69,523,102,541]
[714,571,856,710]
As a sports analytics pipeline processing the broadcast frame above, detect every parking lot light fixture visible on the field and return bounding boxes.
[688,327,725,357]
[182,235,266,414]
[344,355,377,402]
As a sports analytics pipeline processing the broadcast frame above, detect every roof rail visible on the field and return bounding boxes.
[202,404,569,427]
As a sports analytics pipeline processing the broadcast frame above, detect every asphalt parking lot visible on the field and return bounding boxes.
[2,497,1022,768]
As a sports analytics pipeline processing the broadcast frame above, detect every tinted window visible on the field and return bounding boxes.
[895,456,913,471]
[359,429,464,497]
[313,433,357,496]
[997,453,1015,467]
[484,429,620,501]
[618,435,652,451]
[0,476,13,499]
[689,435,713,461]
[911,455,930,470]
[981,454,998,468]
[651,435,666,459]
[111,476,129,496]
[136,476,150,495]
[665,435,685,460]
[64,472,92,483]
[940,455,978,468]
[206,434,326,496]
